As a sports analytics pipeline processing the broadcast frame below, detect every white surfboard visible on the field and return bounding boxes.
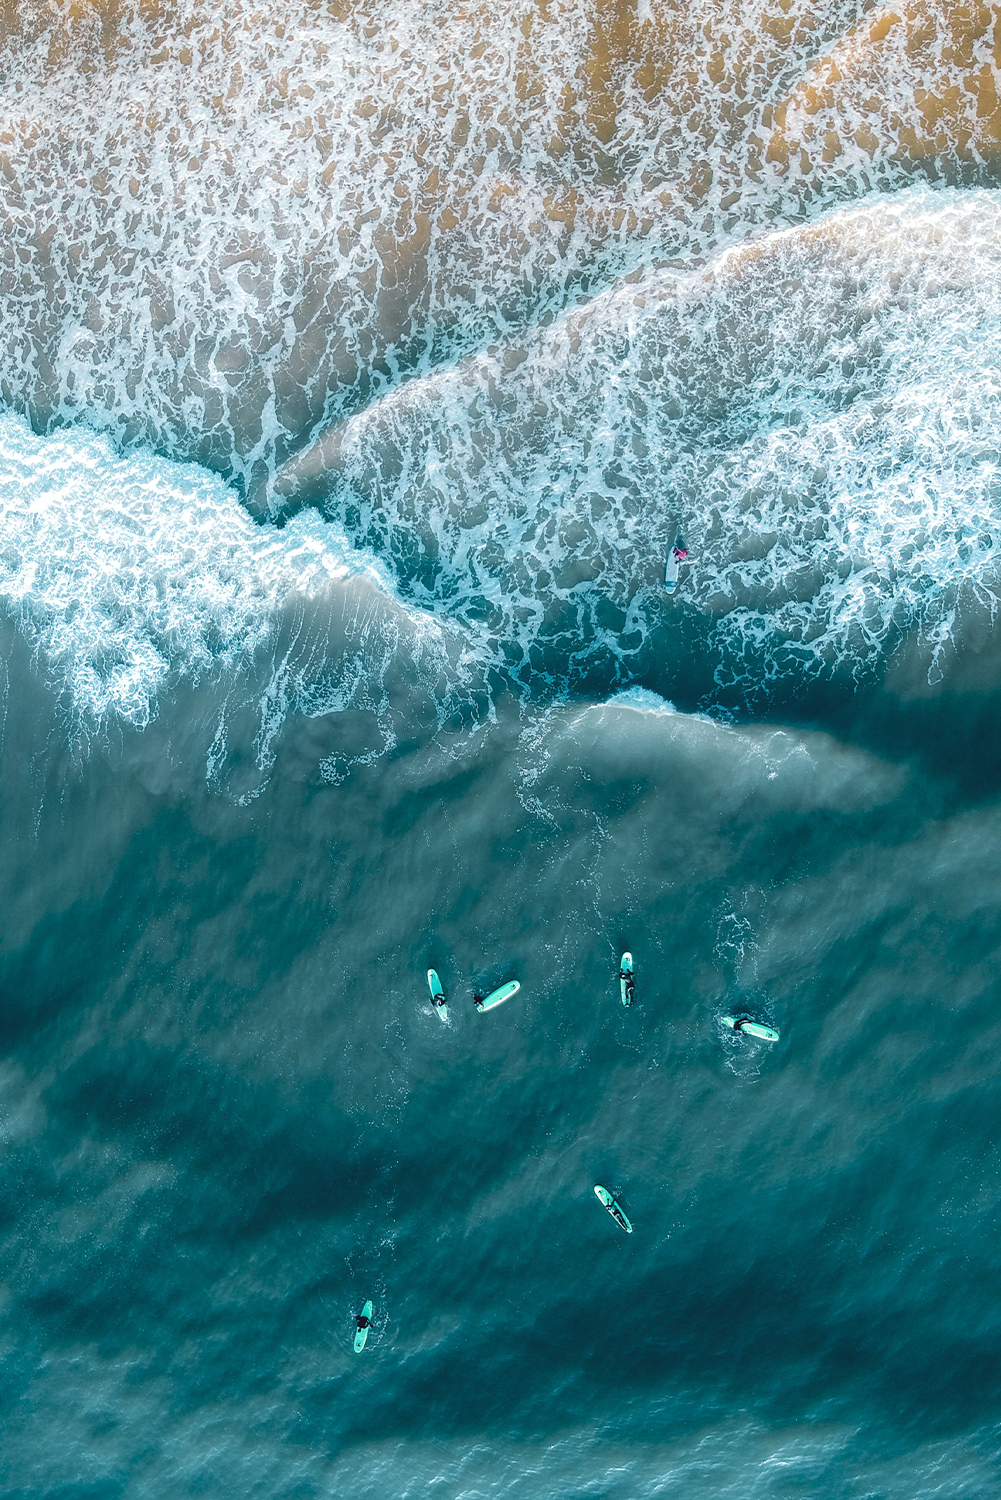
[666,536,694,594]
[475,979,520,1012]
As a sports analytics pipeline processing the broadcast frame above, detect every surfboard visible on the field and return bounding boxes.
[475,979,520,1012]
[723,1015,780,1042]
[619,952,634,1007]
[666,535,692,594]
[427,968,447,1021]
[594,1184,633,1233]
[354,1299,373,1353]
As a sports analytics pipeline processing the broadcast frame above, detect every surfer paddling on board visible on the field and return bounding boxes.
[353,1298,375,1352]
[665,535,696,594]
[723,1011,780,1042]
[619,963,635,1004]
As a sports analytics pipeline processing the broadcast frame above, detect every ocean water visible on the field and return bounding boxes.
[3,2,1001,1496]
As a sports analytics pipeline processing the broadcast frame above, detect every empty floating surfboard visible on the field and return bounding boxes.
[475,980,520,1012]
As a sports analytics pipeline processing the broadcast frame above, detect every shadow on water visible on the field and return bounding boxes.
[639,649,1001,811]
[823,684,1001,805]
[327,1128,1001,1450]
[4,621,1001,1476]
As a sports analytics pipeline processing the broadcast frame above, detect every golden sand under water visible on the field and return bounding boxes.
[7,2,997,194]
[0,0,997,479]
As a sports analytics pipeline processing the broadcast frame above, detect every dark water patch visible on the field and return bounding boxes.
[2,636,1001,1492]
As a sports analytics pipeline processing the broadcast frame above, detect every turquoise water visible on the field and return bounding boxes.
[4,2,1001,1494]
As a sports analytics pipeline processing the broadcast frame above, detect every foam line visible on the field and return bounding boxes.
[0,415,407,729]
[0,0,991,502]
[277,188,1001,700]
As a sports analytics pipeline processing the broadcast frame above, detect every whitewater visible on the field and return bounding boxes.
[3,2,1001,1497]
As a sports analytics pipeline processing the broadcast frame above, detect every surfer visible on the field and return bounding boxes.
[353,1297,375,1351]
[619,965,635,1003]
[724,1012,780,1041]
[473,993,484,1010]
[665,537,696,594]
[427,968,448,1020]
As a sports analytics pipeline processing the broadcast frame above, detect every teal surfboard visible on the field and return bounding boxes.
[723,1015,779,1042]
[427,968,447,1021]
[594,1184,633,1233]
[475,979,520,1013]
[354,1299,373,1353]
[619,952,634,1007]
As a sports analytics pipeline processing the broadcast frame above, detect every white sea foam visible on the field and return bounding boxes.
[0,11,998,722]
[608,687,679,715]
[279,188,1001,700]
[4,189,999,739]
[0,0,980,499]
[0,414,434,736]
